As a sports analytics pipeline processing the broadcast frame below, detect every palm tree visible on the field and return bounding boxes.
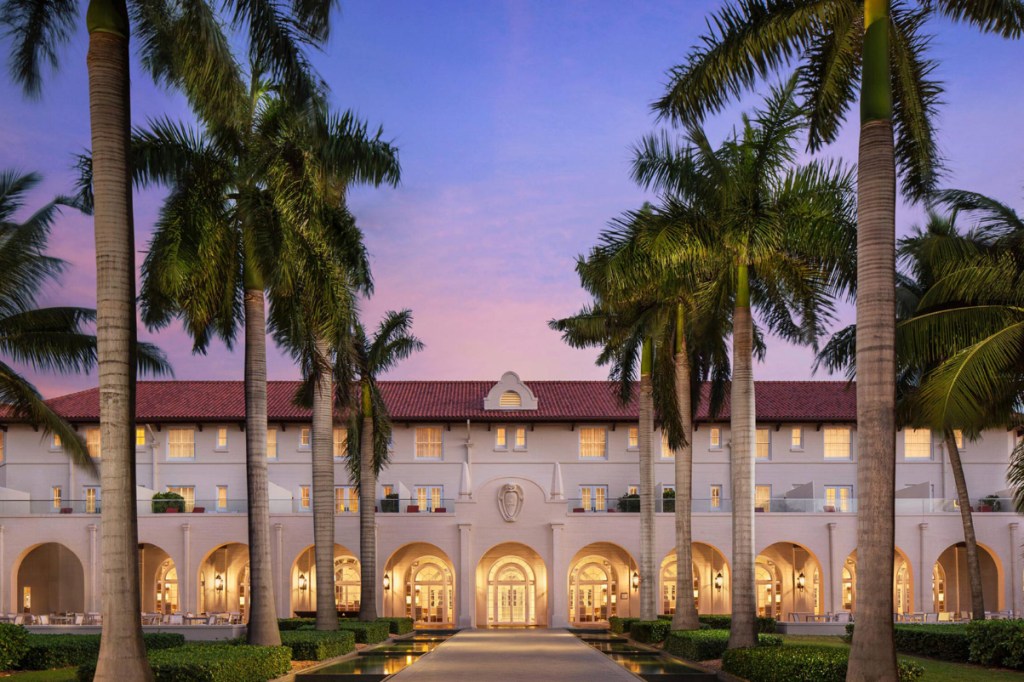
[338,311,422,621]
[656,4,1023,676]
[637,81,856,648]
[3,0,337,671]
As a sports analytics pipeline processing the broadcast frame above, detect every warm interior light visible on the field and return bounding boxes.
[631,571,640,590]
[797,572,806,591]
[298,573,308,591]
[405,594,412,605]
[214,574,224,592]
[693,589,699,599]
[383,574,391,590]
[714,572,724,590]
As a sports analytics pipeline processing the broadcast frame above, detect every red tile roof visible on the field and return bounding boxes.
[10,380,856,424]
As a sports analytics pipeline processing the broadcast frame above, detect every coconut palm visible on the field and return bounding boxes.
[337,311,422,621]
[637,81,856,647]
[3,0,337,672]
[656,3,1024,675]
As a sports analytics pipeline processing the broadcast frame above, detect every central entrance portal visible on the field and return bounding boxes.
[488,557,535,625]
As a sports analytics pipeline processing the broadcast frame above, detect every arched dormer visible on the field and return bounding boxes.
[483,371,538,411]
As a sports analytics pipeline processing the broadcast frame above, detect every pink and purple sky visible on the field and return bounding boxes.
[2,1,1022,398]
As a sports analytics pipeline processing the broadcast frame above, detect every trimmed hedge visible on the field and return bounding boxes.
[609,617,639,634]
[967,619,1024,669]
[376,617,414,635]
[697,614,777,633]
[0,623,28,670]
[629,620,672,644]
[278,618,316,631]
[847,620,1023,668]
[664,629,782,661]
[280,630,355,661]
[722,645,924,682]
[20,633,185,670]
[77,644,291,682]
[337,620,390,644]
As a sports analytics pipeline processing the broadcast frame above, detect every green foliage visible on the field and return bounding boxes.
[277,618,316,631]
[629,620,672,644]
[893,625,971,662]
[696,614,777,633]
[662,487,675,512]
[376,617,414,635]
[336,620,390,644]
[381,493,400,513]
[846,621,1023,667]
[967,619,1024,668]
[616,493,639,513]
[279,630,354,661]
[609,617,639,634]
[722,645,924,682]
[76,644,290,682]
[20,634,184,670]
[151,491,185,513]
[0,623,29,670]
[664,629,781,661]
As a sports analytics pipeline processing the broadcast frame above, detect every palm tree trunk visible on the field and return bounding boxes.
[848,2,898,678]
[672,305,699,631]
[243,274,281,645]
[639,338,657,621]
[728,264,756,649]
[312,336,336,630]
[944,431,985,620]
[87,2,152,677]
[358,384,378,621]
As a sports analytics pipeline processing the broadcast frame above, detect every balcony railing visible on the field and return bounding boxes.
[376,497,455,514]
[566,496,1018,514]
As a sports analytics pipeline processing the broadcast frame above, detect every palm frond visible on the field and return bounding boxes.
[0,0,77,96]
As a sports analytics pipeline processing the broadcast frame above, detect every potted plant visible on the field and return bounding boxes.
[152,491,185,514]
[382,493,400,513]
[617,493,640,513]
[662,488,676,513]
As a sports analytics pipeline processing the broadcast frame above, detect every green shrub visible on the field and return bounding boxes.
[616,493,639,512]
[280,630,355,661]
[277,618,316,631]
[376,617,414,635]
[20,633,185,670]
[337,620,390,644]
[0,623,28,670]
[893,624,971,662]
[662,487,675,513]
[77,644,291,682]
[629,620,671,644]
[722,645,924,682]
[609,617,639,634]
[151,491,185,513]
[695,614,776,633]
[967,619,1024,668]
[664,629,782,661]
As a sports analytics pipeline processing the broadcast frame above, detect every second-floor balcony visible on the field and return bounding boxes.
[565,497,1018,515]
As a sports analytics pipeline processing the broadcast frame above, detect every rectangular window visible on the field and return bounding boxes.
[825,485,853,512]
[755,485,771,511]
[904,429,933,459]
[85,428,101,458]
[84,487,98,513]
[627,426,639,450]
[953,429,965,450]
[166,485,195,512]
[791,427,803,450]
[300,485,311,511]
[216,427,228,450]
[415,485,443,511]
[415,427,443,459]
[167,429,194,459]
[709,427,722,450]
[755,428,771,460]
[51,485,62,510]
[514,426,527,451]
[495,426,507,450]
[627,485,639,496]
[335,486,359,513]
[661,432,674,458]
[579,485,608,512]
[333,428,348,458]
[136,426,146,448]
[382,484,394,498]
[579,427,607,458]
[823,427,851,459]
[216,486,228,511]
[710,484,722,510]
[299,427,311,448]
[0,431,5,462]
[51,434,62,450]
[267,428,278,459]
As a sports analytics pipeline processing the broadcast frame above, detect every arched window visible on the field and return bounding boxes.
[499,391,522,408]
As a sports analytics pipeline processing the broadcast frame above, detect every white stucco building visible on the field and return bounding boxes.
[1,371,1021,628]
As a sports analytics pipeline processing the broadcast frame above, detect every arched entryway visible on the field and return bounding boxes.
[844,547,914,615]
[756,542,824,620]
[139,544,177,614]
[290,544,361,616]
[934,542,1003,615]
[382,543,456,626]
[478,542,547,627]
[199,543,249,620]
[568,542,635,624]
[16,543,84,615]
[660,543,730,616]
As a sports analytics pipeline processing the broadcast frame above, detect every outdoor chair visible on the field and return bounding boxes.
[74,613,84,625]
[207,614,218,625]
[938,611,952,622]
[38,614,49,625]
[13,614,24,625]
[168,613,183,625]
[925,613,938,623]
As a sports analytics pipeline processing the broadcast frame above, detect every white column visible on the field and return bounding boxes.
[1010,522,1019,617]
[827,522,837,614]
[458,524,474,628]
[918,523,929,613]
[275,523,285,617]
[152,437,159,490]
[550,523,568,627]
[182,523,192,614]
[87,524,98,611]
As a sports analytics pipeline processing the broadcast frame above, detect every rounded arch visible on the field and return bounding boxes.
[138,543,177,614]
[756,541,825,619]
[478,542,547,627]
[934,541,1003,615]
[568,542,636,623]
[290,544,360,616]
[383,542,456,625]
[844,546,915,615]
[198,542,249,620]
[15,542,85,616]
[660,542,731,616]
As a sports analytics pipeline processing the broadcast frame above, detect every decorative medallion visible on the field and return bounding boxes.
[498,483,524,522]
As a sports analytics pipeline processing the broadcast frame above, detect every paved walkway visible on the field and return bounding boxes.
[388,629,640,681]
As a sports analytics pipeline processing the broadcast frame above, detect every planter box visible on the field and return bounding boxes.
[381,499,399,513]
[573,508,585,513]
[192,507,205,514]
[165,508,179,513]
[433,507,446,513]
[406,505,419,513]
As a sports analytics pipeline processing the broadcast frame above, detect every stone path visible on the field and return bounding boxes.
[388,629,641,681]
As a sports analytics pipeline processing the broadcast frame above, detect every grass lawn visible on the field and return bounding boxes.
[781,635,1024,681]
[0,669,76,681]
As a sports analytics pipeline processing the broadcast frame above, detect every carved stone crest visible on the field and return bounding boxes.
[498,483,524,522]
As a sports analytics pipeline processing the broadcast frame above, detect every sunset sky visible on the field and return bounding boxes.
[2,1,1022,397]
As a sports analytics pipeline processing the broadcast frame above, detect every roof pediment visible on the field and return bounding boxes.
[483,371,538,411]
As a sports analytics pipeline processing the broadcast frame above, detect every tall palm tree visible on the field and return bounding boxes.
[637,81,856,648]
[3,0,337,672]
[655,4,1023,676]
[338,311,422,621]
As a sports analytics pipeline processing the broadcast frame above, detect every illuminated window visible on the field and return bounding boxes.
[791,427,803,450]
[579,485,608,512]
[216,486,228,511]
[953,429,965,450]
[335,486,358,513]
[51,485,62,510]
[300,485,311,510]
[84,487,99,513]
[514,426,527,451]
[755,485,771,511]
[167,429,194,459]
[825,485,852,512]
[51,434,62,449]
[136,426,146,447]
[216,427,228,449]
[86,428,101,458]
[416,485,444,511]
[755,428,771,460]
[267,428,278,458]
[709,427,722,450]
[499,391,522,408]
[579,427,607,458]
[166,485,195,512]
[333,428,348,458]
[661,432,674,458]
[495,426,507,450]
[710,484,722,510]
[627,427,639,450]
[628,485,639,495]
[823,427,851,459]
[300,427,311,448]
[381,484,394,497]
[904,429,933,459]
[415,427,442,458]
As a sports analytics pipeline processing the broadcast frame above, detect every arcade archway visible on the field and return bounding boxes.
[660,543,730,616]
[199,543,249,620]
[383,543,456,625]
[568,542,635,623]
[16,543,84,615]
[478,542,546,627]
[290,544,361,616]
